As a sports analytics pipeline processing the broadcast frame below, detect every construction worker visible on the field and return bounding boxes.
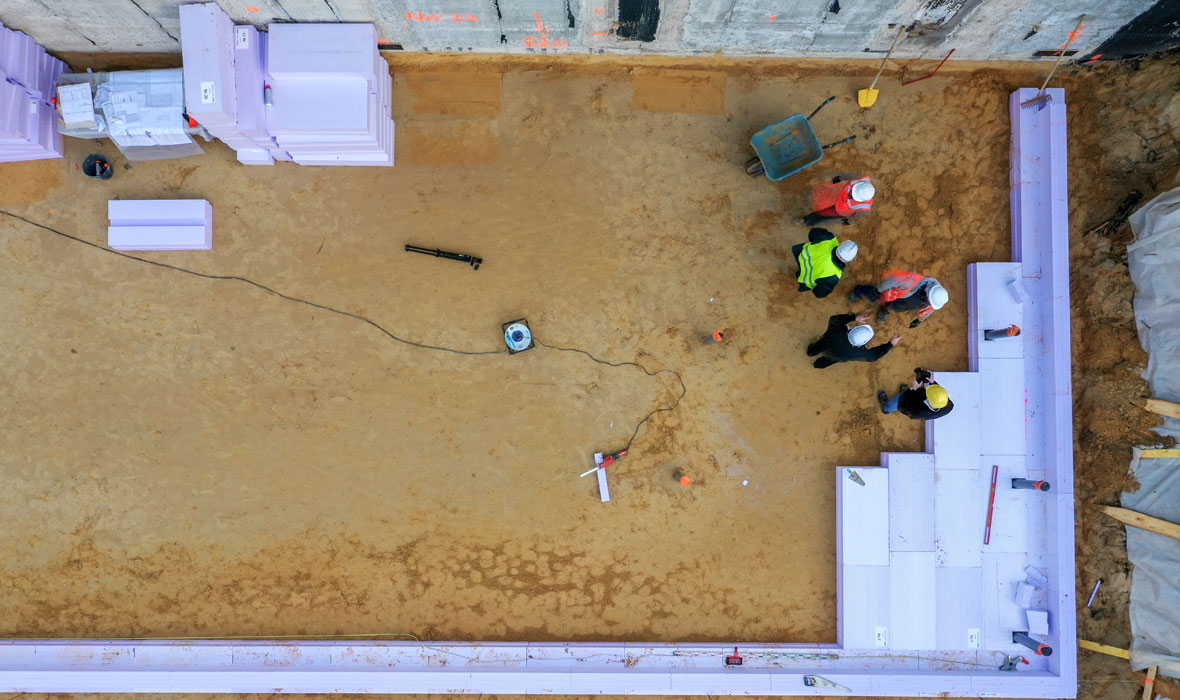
[849,269,948,327]
[792,228,858,299]
[802,175,875,226]
[807,313,900,369]
[877,367,954,419]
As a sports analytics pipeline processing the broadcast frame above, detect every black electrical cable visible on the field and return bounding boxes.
[534,338,686,451]
[0,209,502,356]
[0,209,686,451]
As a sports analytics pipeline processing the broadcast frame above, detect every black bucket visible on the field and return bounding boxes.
[82,154,113,180]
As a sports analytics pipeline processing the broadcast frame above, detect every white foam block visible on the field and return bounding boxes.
[889,551,936,649]
[1015,581,1035,608]
[935,566,983,650]
[1026,609,1049,636]
[839,564,890,649]
[925,372,981,467]
[982,551,1029,650]
[596,467,610,503]
[108,225,212,251]
[267,23,378,79]
[934,469,982,567]
[179,3,238,125]
[969,262,1025,361]
[978,358,1026,456]
[108,199,212,226]
[836,467,888,566]
[884,452,935,552]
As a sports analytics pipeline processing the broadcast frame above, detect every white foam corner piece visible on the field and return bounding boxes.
[839,564,890,649]
[924,372,981,465]
[884,452,935,552]
[889,551,936,649]
[1026,609,1049,636]
[836,467,888,566]
[982,455,1030,554]
[983,551,1030,650]
[935,567,983,650]
[1015,581,1036,608]
[179,2,238,126]
[934,468,982,567]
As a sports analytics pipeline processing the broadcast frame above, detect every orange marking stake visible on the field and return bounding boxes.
[674,472,692,486]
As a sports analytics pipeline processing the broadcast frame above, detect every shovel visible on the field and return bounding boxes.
[858,26,906,108]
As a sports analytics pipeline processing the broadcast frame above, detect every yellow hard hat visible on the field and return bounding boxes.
[925,384,949,409]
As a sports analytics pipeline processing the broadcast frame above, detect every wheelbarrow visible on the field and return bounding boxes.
[744,96,856,180]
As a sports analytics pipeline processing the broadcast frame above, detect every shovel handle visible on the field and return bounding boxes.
[868,26,906,90]
[807,96,837,121]
[821,135,856,150]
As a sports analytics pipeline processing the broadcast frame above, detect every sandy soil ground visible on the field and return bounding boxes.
[1,48,1179,700]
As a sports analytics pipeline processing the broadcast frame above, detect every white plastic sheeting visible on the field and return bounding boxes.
[1125,186,1180,677]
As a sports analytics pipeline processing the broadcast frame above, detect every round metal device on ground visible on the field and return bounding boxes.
[503,319,534,354]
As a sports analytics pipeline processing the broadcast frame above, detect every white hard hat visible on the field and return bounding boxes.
[835,240,859,263]
[928,284,949,309]
[851,181,876,202]
[847,324,875,347]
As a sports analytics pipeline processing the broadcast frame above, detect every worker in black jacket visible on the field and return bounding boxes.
[807,313,900,369]
[792,228,859,299]
[877,367,954,419]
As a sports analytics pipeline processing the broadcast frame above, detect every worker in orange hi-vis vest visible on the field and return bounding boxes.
[802,175,875,227]
[849,269,948,327]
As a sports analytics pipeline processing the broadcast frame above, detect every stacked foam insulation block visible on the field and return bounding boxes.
[179,3,393,167]
[0,22,67,162]
[107,199,213,251]
[179,3,281,165]
[265,23,394,166]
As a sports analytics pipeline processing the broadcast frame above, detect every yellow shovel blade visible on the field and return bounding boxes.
[857,87,879,108]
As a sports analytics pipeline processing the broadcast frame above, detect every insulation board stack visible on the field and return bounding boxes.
[179,3,280,165]
[108,199,213,251]
[0,22,67,162]
[265,23,395,166]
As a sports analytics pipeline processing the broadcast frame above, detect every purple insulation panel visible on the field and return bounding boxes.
[267,23,378,80]
[0,23,65,161]
[180,2,238,128]
[233,25,269,141]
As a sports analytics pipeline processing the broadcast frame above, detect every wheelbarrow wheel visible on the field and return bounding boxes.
[745,156,765,176]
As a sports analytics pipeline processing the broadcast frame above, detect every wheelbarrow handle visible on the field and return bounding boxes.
[821,135,857,150]
[808,96,837,121]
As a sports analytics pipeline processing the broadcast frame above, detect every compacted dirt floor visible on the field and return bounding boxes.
[1,48,1179,700]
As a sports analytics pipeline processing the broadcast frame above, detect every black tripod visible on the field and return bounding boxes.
[404,244,482,270]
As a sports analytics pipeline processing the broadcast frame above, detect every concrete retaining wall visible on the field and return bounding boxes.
[0,0,1160,59]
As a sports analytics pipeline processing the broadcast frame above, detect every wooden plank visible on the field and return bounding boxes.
[1142,398,1180,420]
[1099,506,1180,542]
[1140,448,1180,459]
[1142,665,1156,700]
[1078,638,1130,659]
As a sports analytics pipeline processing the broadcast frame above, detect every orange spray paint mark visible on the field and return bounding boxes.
[245,5,259,11]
